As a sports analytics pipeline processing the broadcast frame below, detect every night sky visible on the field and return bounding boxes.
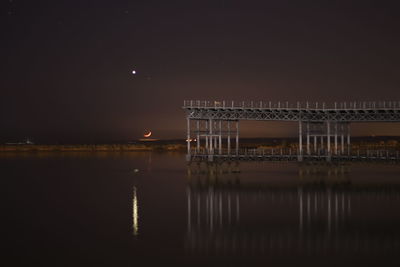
[2,0,400,143]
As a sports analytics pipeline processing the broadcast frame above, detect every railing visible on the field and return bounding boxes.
[183,100,400,111]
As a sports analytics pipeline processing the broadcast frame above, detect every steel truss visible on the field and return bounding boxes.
[183,101,400,162]
[184,107,400,122]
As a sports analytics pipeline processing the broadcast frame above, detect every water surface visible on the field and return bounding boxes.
[2,152,400,266]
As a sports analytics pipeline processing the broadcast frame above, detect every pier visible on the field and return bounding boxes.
[183,100,400,162]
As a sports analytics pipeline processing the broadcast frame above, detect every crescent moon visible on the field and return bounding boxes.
[144,131,152,138]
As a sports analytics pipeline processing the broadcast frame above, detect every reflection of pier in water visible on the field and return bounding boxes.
[185,163,400,255]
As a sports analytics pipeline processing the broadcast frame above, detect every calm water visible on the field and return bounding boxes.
[2,152,400,266]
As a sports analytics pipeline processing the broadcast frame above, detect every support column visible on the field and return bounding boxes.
[347,123,351,156]
[208,119,214,161]
[306,122,310,155]
[209,119,213,154]
[314,135,317,154]
[334,122,338,155]
[196,120,200,151]
[236,121,239,155]
[341,124,345,155]
[227,121,231,155]
[186,117,191,160]
[321,135,324,154]
[215,121,217,153]
[219,120,222,154]
[205,121,209,153]
[298,120,303,161]
[327,121,331,161]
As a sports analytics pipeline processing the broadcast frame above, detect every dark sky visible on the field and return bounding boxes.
[2,0,400,143]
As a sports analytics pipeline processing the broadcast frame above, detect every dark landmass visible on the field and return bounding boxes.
[1,136,400,152]
[239,136,400,150]
[0,142,186,152]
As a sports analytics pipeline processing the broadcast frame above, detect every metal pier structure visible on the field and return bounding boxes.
[183,100,400,162]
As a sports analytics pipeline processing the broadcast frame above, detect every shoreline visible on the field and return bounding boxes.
[0,144,186,152]
[1,136,399,152]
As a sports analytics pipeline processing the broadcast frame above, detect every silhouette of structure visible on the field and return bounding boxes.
[183,100,400,162]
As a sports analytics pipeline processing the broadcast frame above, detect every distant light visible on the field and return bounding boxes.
[132,70,136,74]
